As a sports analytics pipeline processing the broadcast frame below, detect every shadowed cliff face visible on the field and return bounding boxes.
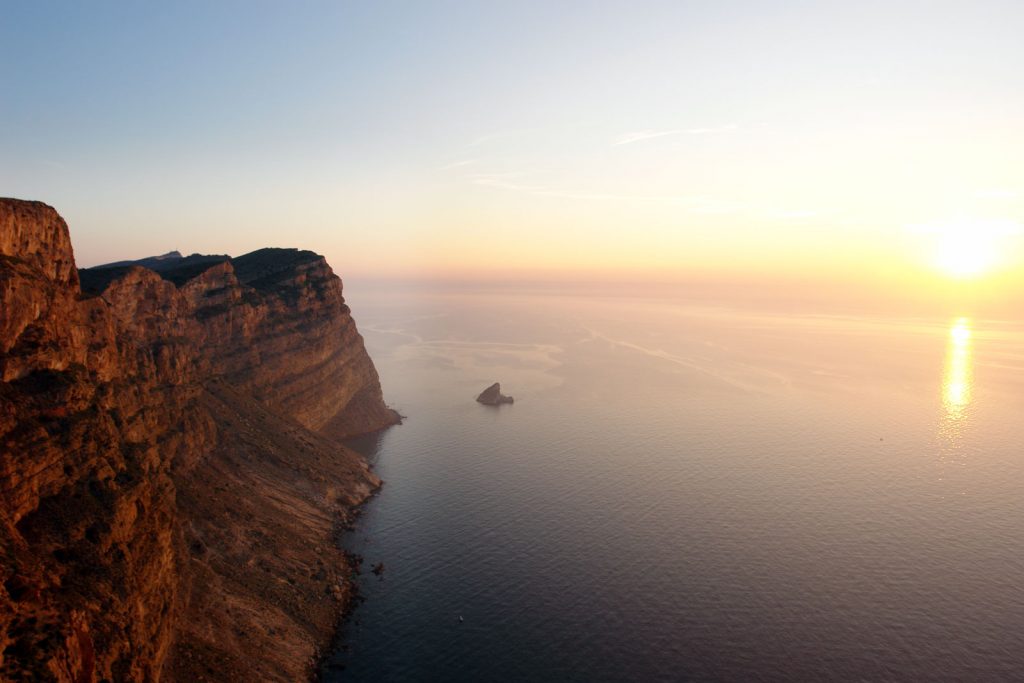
[0,199,398,682]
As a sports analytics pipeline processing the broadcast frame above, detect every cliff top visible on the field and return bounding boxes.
[0,198,78,286]
[81,247,324,294]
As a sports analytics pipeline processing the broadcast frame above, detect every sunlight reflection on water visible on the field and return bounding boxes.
[328,295,1024,681]
[943,317,973,416]
[939,317,974,471]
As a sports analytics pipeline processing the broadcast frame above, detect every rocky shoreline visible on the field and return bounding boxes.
[0,198,399,681]
[314,489,381,681]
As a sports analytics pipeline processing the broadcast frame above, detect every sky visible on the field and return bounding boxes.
[2,1,1023,307]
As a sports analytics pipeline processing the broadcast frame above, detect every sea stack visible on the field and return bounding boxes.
[476,382,514,405]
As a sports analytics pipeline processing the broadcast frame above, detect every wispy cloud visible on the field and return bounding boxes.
[684,124,738,135]
[437,159,478,171]
[613,130,682,146]
[468,172,729,207]
[906,218,1023,236]
[469,173,548,193]
[761,208,818,220]
[613,124,738,146]
[468,131,520,147]
[973,188,1019,200]
[465,167,826,222]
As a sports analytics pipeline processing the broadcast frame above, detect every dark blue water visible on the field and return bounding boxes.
[323,290,1024,681]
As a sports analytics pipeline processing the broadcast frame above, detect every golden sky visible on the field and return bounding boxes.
[2,2,1022,308]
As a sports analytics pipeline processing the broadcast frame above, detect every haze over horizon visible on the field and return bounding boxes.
[7,6,1024,680]
[2,1,1022,310]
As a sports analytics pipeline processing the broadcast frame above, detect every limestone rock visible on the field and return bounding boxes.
[476,382,513,405]
[0,198,398,682]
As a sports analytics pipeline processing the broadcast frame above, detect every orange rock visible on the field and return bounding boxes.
[0,198,397,682]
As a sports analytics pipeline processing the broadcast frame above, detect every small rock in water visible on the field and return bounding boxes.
[371,562,385,576]
[476,382,513,405]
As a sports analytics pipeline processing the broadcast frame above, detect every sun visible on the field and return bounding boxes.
[934,226,997,278]
[921,218,1020,280]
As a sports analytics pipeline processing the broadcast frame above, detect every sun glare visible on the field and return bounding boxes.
[935,230,996,278]
[922,218,1020,279]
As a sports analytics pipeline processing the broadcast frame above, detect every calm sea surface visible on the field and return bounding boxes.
[323,289,1024,681]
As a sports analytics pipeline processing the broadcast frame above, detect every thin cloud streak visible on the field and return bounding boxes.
[973,188,1020,200]
[761,209,818,220]
[437,159,478,170]
[468,172,736,210]
[470,174,549,193]
[466,171,831,221]
[685,124,738,135]
[468,130,528,147]
[613,124,739,146]
[613,130,682,146]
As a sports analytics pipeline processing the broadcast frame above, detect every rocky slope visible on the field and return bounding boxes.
[0,198,399,681]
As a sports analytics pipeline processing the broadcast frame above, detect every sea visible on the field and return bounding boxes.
[321,286,1024,681]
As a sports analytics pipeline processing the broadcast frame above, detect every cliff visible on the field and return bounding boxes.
[0,199,399,681]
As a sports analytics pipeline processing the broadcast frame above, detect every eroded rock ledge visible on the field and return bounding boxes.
[0,198,399,681]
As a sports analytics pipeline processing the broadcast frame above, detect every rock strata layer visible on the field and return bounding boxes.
[0,198,399,681]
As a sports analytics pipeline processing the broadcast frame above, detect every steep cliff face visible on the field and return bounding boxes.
[0,201,196,682]
[174,247,397,439]
[0,199,398,681]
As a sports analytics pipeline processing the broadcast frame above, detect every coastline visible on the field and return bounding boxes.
[0,198,402,681]
[315,492,380,681]
[315,429,393,680]
[162,383,396,682]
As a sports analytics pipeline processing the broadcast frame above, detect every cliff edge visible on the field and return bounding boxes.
[0,199,399,681]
